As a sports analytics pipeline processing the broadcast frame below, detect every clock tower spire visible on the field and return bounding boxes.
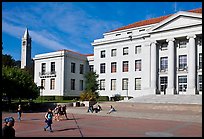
[21,28,32,69]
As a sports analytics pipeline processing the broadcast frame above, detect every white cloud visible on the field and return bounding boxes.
[2,21,73,51]
[2,2,123,54]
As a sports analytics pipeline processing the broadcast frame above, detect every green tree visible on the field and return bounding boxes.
[2,54,16,67]
[84,71,99,93]
[2,66,40,103]
[80,71,99,101]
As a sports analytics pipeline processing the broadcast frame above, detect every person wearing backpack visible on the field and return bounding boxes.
[44,108,54,132]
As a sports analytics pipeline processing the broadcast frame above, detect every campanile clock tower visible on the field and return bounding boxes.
[21,28,32,69]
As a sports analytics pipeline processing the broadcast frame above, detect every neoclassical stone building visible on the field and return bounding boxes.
[33,8,202,99]
[91,8,202,98]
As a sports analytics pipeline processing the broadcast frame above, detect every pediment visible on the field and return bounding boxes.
[150,11,202,32]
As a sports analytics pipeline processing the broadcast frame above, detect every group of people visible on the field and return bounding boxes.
[87,104,102,113]
[2,103,117,136]
[43,104,68,132]
[87,104,116,114]
[53,104,68,121]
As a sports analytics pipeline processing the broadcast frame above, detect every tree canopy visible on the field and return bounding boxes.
[80,71,99,101]
[2,66,39,101]
[84,71,99,93]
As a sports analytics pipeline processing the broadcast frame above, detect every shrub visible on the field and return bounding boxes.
[97,96,109,101]
[112,94,121,101]
[80,90,98,101]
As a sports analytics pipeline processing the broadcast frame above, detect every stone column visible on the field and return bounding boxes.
[150,41,157,94]
[186,35,197,95]
[166,38,176,95]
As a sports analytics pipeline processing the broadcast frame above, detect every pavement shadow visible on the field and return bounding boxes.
[54,127,78,132]
[60,118,82,121]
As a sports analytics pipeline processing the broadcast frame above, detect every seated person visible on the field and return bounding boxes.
[107,105,116,114]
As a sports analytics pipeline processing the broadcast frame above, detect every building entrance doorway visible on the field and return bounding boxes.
[160,76,167,95]
[178,76,187,94]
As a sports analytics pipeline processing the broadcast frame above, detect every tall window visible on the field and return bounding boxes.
[199,53,202,69]
[197,37,202,46]
[80,80,83,91]
[123,61,129,72]
[100,63,105,73]
[71,63,75,73]
[41,63,46,75]
[199,75,202,91]
[41,79,45,88]
[160,77,167,92]
[80,64,84,74]
[111,62,117,73]
[135,60,141,71]
[89,65,94,72]
[123,47,128,55]
[71,79,75,90]
[50,78,55,90]
[135,45,141,54]
[179,55,187,69]
[100,79,105,90]
[135,78,141,90]
[160,57,168,71]
[178,40,188,48]
[111,49,117,57]
[122,78,128,90]
[111,79,116,90]
[178,76,187,92]
[101,50,105,58]
[51,62,55,73]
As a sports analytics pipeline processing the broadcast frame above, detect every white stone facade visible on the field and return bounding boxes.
[34,50,88,97]
[33,9,202,98]
[92,10,202,98]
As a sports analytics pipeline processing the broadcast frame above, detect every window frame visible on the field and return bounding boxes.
[71,62,76,73]
[100,63,106,73]
[135,78,141,90]
[123,47,129,55]
[122,61,129,72]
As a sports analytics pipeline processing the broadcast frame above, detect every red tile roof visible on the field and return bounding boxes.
[85,54,94,56]
[108,8,202,33]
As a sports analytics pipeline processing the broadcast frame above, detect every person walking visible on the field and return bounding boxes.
[2,117,15,138]
[17,104,22,121]
[44,108,54,132]
[87,105,94,113]
[62,104,68,120]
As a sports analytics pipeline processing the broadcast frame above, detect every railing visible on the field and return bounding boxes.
[177,66,188,72]
[39,71,56,78]
[159,68,168,73]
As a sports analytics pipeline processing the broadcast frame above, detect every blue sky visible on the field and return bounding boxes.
[2,2,202,61]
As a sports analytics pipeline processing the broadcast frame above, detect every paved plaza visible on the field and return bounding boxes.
[2,96,202,137]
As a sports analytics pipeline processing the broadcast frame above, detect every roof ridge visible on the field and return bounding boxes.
[107,7,202,33]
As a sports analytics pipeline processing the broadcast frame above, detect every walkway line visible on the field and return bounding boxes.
[72,113,84,137]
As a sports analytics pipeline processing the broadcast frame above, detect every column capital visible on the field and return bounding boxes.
[166,38,175,42]
[143,41,151,47]
[186,34,196,39]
